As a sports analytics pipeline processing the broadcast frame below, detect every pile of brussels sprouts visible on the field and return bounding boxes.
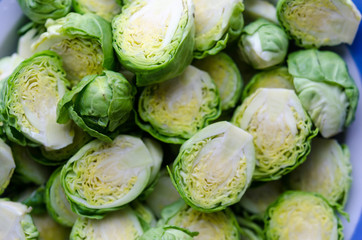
[0,0,360,239]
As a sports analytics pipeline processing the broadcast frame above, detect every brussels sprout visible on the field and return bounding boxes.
[194,52,243,111]
[286,138,351,214]
[61,135,155,218]
[0,199,39,239]
[10,144,53,185]
[277,0,361,48]
[32,13,114,87]
[57,70,136,142]
[0,51,74,150]
[170,121,255,212]
[160,199,240,240]
[45,167,78,227]
[17,0,72,24]
[193,0,244,59]
[265,191,343,240]
[72,0,122,22]
[0,54,24,82]
[287,49,359,138]
[238,18,289,69]
[32,213,71,240]
[70,207,145,240]
[242,66,294,100]
[140,226,196,240]
[0,139,15,195]
[137,65,221,144]
[232,88,317,181]
[237,180,284,217]
[112,0,195,86]
[244,0,278,24]
[145,169,181,218]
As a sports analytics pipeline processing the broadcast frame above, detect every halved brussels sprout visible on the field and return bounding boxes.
[32,213,71,240]
[140,226,196,240]
[237,180,284,217]
[112,0,195,86]
[193,0,244,59]
[287,49,359,138]
[0,54,24,82]
[60,135,155,218]
[0,199,39,239]
[159,199,240,240]
[10,144,52,185]
[0,139,15,195]
[70,207,145,240]
[32,13,114,87]
[232,88,317,181]
[0,51,74,150]
[45,167,78,227]
[145,169,181,218]
[265,191,342,240]
[194,52,243,111]
[57,70,136,142]
[242,66,294,100]
[170,121,255,212]
[137,65,221,144]
[286,138,351,213]
[18,0,72,24]
[244,0,278,24]
[72,0,122,22]
[277,0,361,48]
[238,18,289,69]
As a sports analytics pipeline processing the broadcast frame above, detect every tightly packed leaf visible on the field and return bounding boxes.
[0,50,74,150]
[232,88,318,181]
[170,121,255,212]
[139,226,196,240]
[57,70,136,142]
[137,65,221,144]
[112,0,195,86]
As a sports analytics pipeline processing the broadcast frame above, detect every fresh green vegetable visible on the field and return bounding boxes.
[72,0,122,22]
[45,167,78,227]
[194,52,243,111]
[112,0,195,86]
[232,88,318,181]
[60,135,157,218]
[277,0,361,48]
[288,49,359,138]
[32,13,115,87]
[0,51,74,150]
[170,121,255,212]
[0,139,15,195]
[137,65,221,144]
[139,226,196,240]
[159,199,240,240]
[0,198,39,239]
[265,191,343,240]
[238,18,289,69]
[244,0,278,24]
[57,70,136,142]
[286,138,351,214]
[242,66,294,100]
[193,0,244,59]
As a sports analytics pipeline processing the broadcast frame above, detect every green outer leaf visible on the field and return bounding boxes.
[139,225,196,240]
[264,191,343,240]
[18,0,72,24]
[21,186,47,215]
[193,1,245,59]
[287,49,359,129]
[136,66,221,144]
[60,136,152,219]
[194,52,243,111]
[112,0,195,86]
[169,121,255,212]
[236,214,265,240]
[0,50,70,148]
[58,13,115,70]
[45,167,78,227]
